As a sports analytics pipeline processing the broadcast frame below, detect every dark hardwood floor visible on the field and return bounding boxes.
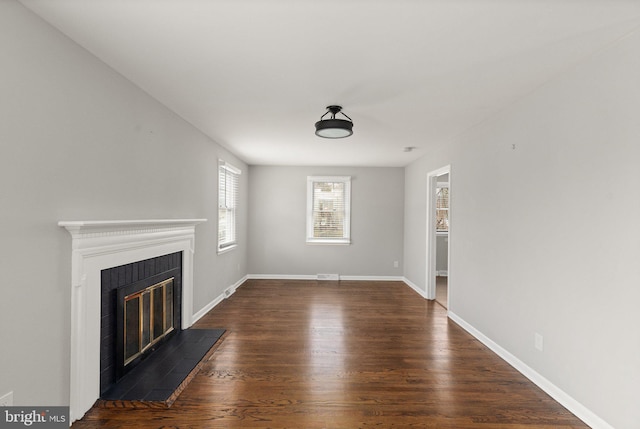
[73,279,587,428]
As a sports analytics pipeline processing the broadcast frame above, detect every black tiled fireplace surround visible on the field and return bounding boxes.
[100,252,183,395]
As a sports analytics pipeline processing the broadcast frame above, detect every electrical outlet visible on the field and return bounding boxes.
[534,333,544,352]
[0,391,13,406]
[393,261,399,268]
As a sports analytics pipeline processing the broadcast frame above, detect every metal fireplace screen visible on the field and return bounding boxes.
[123,278,174,366]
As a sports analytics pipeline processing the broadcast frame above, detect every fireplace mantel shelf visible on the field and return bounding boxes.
[59,219,207,237]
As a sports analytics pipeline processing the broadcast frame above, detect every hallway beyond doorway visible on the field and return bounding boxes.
[436,275,447,309]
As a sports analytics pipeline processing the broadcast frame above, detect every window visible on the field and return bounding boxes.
[218,160,240,252]
[307,176,351,244]
[436,184,449,233]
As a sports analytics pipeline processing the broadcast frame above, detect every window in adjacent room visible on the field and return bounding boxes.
[435,183,449,233]
[218,160,241,252]
[306,176,351,244]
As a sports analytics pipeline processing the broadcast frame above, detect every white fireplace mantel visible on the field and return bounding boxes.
[59,219,206,423]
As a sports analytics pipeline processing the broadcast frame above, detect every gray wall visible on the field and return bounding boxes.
[248,166,404,277]
[0,0,247,407]
[404,28,640,429]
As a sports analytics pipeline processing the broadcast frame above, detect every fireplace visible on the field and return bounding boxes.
[59,219,206,423]
[100,253,182,394]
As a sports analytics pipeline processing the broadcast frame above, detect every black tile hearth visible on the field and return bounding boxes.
[100,328,225,403]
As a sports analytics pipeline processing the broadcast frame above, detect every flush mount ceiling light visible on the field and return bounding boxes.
[315,105,353,138]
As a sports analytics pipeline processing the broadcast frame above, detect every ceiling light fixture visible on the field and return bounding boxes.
[315,105,353,138]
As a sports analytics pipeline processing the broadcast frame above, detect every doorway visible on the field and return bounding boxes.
[426,166,450,309]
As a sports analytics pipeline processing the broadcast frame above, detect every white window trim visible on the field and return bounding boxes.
[306,176,351,245]
[217,160,241,253]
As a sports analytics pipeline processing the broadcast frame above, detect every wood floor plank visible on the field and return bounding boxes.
[72,279,588,428]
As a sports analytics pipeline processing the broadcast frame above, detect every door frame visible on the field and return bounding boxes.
[426,165,451,304]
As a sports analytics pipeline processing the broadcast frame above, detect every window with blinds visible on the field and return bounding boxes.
[306,176,351,244]
[436,185,449,233]
[218,160,241,252]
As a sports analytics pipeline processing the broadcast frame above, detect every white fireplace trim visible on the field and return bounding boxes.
[59,219,206,423]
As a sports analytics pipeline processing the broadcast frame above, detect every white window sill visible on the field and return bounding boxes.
[217,244,237,254]
[306,238,351,245]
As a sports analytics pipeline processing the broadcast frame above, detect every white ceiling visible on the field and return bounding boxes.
[19,0,640,167]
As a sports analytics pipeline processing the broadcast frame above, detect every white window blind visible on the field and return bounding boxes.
[306,176,351,244]
[218,160,241,252]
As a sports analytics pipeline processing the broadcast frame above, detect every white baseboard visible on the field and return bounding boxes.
[402,277,429,299]
[192,293,224,325]
[247,274,404,282]
[191,275,248,324]
[339,275,404,281]
[247,274,317,280]
[447,311,614,429]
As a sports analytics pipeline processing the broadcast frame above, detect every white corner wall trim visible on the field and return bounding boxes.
[192,275,249,324]
[59,219,206,423]
[402,277,429,299]
[447,312,614,429]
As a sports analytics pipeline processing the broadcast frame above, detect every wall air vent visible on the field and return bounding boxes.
[317,273,339,281]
